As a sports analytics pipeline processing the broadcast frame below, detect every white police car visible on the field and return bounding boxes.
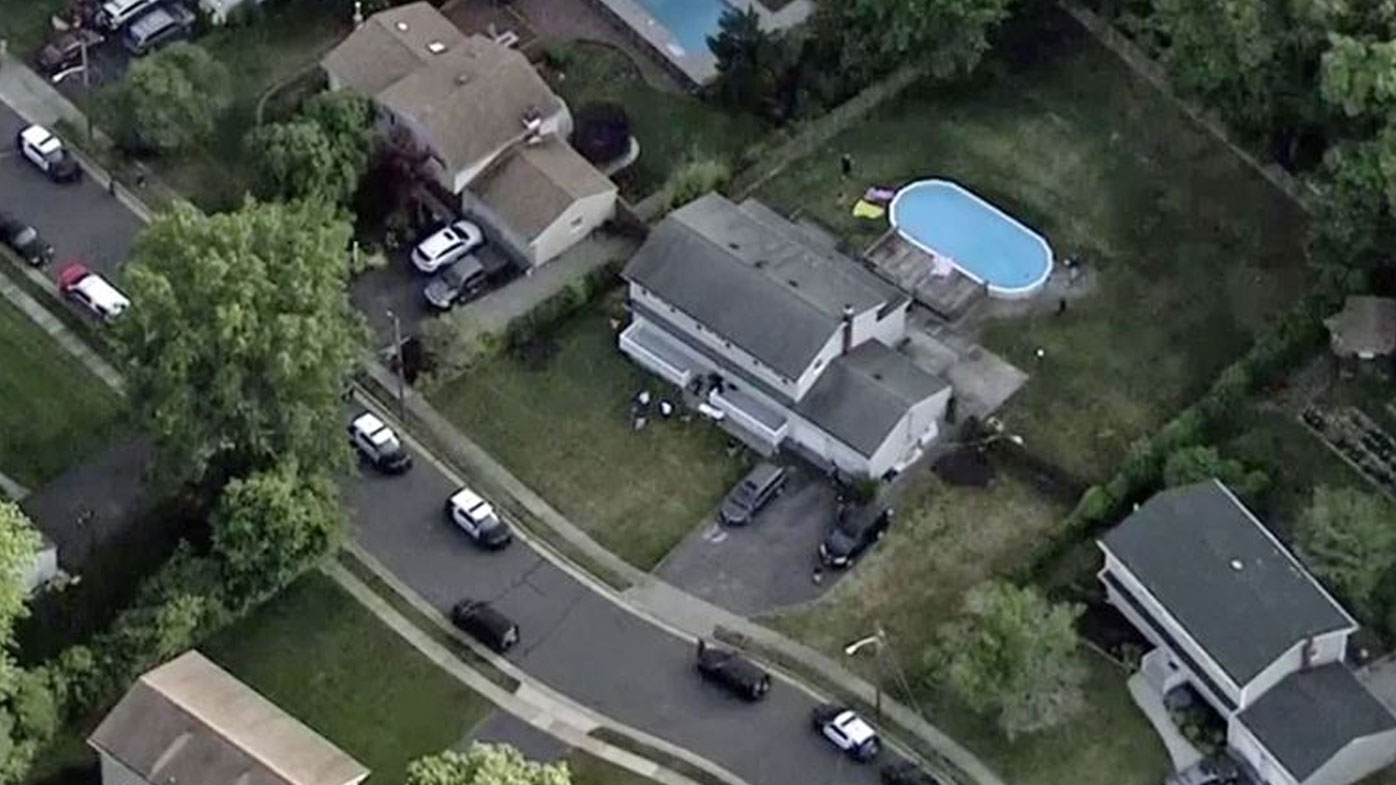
[348,412,413,474]
[811,704,880,762]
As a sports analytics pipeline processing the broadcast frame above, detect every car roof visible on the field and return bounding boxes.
[450,487,495,519]
[351,412,399,445]
[442,254,485,283]
[73,273,130,311]
[20,125,61,153]
[128,6,178,36]
[103,0,154,14]
[834,711,876,743]
[419,226,465,259]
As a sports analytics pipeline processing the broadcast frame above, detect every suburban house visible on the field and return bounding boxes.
[1324,295,1396,364]
[321,2,617,266]
[88,651,369,785]
[1099,480,1396,785]
[619,192,952,479]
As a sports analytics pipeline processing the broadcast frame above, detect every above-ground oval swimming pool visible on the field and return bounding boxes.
[889,179,1053,298]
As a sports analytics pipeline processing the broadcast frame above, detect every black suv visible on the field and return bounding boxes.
[820,507,894,568]
[695,639,771,701]
[0,214,53,266]
[881,761,943,785]
[718,463,787,526]
[450,599,520,653]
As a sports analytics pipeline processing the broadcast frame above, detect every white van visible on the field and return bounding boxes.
[98,0,163,30]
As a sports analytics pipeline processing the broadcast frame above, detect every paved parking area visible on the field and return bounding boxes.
[654,467,848,616]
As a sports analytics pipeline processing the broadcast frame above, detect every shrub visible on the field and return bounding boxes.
[663,158,732,213]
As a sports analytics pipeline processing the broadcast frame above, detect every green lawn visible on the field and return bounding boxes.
[429,299,747,569]
[0,297,124,488]
[754,14,1310,484]
[545,41,769,200]
[0,0,70,59]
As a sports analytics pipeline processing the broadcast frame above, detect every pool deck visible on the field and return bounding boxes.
[589,0,812,86]
[865,229,987,320]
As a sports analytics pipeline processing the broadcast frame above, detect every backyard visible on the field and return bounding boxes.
[0,296,125,489]
[430,298,747,569]
[543,41,768,200]
[754,11,1311,485]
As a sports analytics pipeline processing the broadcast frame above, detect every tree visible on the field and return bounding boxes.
[925,581,1086,739]
[116,200,365,487]
[569,102,632,166]
[662,157,730,213]
[247,91,374,205]
[708,7,792,119]
[1307,138,1396,273]
[1320,35,1396,120]
[1148,0,1281,133]
[212,462,344,597]
[0,502,54,784]
[111,43,230,154]
[1162,446,1269,500]
[406,745,570,785]
[1297,486,1396,618]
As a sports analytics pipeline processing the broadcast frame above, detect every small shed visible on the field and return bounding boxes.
[1324,296,1396,360]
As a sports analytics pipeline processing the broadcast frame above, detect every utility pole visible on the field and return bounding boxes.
[844,624,888,726]
[387,309,406,421]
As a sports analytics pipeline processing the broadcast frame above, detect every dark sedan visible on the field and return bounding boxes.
[0,214,53,266]
[819,507,894,568]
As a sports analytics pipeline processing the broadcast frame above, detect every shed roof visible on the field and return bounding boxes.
[471,139,615,241]
[1324,295,1396,358]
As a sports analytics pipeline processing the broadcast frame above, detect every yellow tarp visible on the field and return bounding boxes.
[852,200,885,220]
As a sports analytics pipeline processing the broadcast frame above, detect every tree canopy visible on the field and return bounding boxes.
[1297,486,1396,619]
[212,462,345,597]
[708,8,791,119]
[116,200,365,486]
[109,43,230,154]
[247,91,375,205]
[1161,446,1268,500]
[925,581,1086,739]
[406,745,571,785]
[0,502,54,784]
[570,102,632,165]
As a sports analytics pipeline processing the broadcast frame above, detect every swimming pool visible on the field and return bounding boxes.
[628,0,733,59]
[889,180,1053,298]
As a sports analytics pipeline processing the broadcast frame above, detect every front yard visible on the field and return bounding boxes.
[754,10,1311,485]
[0,296,125,489]
[429,298,747,569]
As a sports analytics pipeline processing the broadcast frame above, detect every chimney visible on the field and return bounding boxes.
[1301,637,1317,670]
[841,304,855,354]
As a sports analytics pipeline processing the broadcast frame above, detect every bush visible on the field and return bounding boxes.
[663,158,732,214]
[571,102,632,166]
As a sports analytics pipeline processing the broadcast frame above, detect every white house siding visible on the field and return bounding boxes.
[1239,631,1352,709]
[1306,731,1396,785]
[98,752,151,785]
[863,302,908,347]
[792,331,844,400]
[786,414,872,477]
[628,282,817,400]
[1229,721,1299,785]
[1099,549,1243,712]
[530,188,617,266]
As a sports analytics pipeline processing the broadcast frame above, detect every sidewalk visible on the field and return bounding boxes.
[359,360,1008,785]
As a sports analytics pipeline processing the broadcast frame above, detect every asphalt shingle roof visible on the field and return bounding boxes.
[1101,481,1355,686]
[1237,663,1396,780]
[795,340,948,456]
[471,139,615,241]
[1324,295,1396,357]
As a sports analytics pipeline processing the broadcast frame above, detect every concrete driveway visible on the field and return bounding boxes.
[348,438,889,785]
[654,467,850,616]
[0,100,142,282]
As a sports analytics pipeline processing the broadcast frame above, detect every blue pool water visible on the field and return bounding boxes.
[889,180,1053,296]
[630,0,734,57]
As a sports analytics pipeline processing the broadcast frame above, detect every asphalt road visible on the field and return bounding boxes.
[348,440,891,785]
[0,101,142,283]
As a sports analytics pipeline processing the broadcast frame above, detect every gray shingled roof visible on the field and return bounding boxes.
[623,193,900,380]
[795,340,949,456]
[1101,481,1355,686]
[1238,664,1396,780]
[321,2,465,96]
[1324,295,1396,357]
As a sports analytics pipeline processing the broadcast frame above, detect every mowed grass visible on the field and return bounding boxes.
[0,297,124,488]
[545,41,769,200]
[755,15,1310,483]
[203,574,492,785]
[767,473,1167,785]
[429,300,747,569]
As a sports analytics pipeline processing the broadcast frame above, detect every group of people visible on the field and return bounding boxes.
[630,390,674,430]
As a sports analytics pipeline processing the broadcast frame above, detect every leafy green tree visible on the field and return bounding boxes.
[116,200,365,486]
[1297,486,1396,618]
[1162,446,1269,500]
[1149,0,1279,132]
[212,462,344,597]
[407,745,571,785]
[247,91,374,205]
[1320,35,1396,119]
[111,43,230,154]
[708,8,792,119]
[0,502,54,783]
[925,581,1086,739]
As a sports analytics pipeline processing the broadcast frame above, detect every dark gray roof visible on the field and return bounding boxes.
[795,340,949,456]
[1238,664,1396,780]
[622,193,901,379]
[1101,481,1355,686]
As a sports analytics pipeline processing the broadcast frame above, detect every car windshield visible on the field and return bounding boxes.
[729,481,758,507]
[14,227,37,245]
[443,263,472,286]
[41,147,64,164]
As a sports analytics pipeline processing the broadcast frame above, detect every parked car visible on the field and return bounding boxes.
[718,462,787,526]
[819,507,894,568]
[35,29,105,75]
[58,263,129,321]
[423,254,487,310]
[16,125,80,183]
[694,639,771,701]
[881,761,943,785]
[445,487,512,549]
[411,220,484,274]
[811,704,880,762]
[450,599,520,653]
[0,214,54,266]
[347,412,412,474]
[123,3,196,55]
[97,0,163,30]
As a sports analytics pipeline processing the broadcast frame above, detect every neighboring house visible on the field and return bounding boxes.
[619,193,951,479]
[89,651,369,785]
[321,2,615,266]
[1324,295,1396,362]
[1099,480,1396,785]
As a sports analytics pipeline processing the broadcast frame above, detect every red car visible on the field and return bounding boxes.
[58,262,130,321]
